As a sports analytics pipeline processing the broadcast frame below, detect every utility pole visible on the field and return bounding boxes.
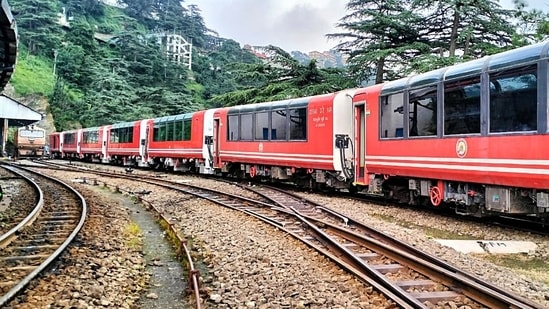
[53,49,58,76]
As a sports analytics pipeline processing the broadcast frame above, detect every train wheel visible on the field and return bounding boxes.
[429,186,442,206]
[249,166,256,178]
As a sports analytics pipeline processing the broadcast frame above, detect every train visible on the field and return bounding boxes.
[13,125,47,159]
[50,41,549,220]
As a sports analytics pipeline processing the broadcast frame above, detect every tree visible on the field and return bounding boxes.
[210,45,355,106]
[10,0,63,55]
[510,0,549,44]
[328,0,428,84]
[60,0,104,18]
[411,0,515,57]
[119,0,154,20]
[185,4,209,48]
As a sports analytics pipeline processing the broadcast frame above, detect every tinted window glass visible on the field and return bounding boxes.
[255,112,269,140]
[409,86,437,137]
[380,93,404,138]
[183,119,192,141]
[444,78,481,135]
[489,65,537,133]
[174,120,183,141]
[227,115,239,141]
[271,110,287,140]
[240,114,253,140]
[289,108,307,140]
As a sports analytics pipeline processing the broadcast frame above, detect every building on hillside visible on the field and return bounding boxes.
[100,0,125,8]
[152,32,193,70]
[243,44,268,60]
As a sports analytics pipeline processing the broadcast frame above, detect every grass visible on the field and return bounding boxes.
[482,254,549,285]
[124,221,143,250]
[11,52,55,97]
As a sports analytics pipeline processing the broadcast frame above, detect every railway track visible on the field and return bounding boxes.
[0,164,87,306]
[23,161,546,308]
[248,185,545,308]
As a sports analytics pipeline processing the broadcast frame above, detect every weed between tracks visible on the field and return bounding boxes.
[482,254,549,285]
[124,221,143,250]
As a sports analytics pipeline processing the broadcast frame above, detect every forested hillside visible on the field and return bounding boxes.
[7,0,549,131]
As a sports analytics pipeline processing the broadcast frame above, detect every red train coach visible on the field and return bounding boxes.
[49,132,61,158]
[353,42,549,218]
[60,129,82,159]
[80,126,108,163]
[106,120,148,166]
[212,90,357,189]
[145,111,206,172]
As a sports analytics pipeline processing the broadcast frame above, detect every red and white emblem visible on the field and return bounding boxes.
[455,138,467,158]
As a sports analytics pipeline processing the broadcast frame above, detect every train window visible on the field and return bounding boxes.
[380,93,404,138]
[64,133,75,144]
[271,110,287,140]
[174,120,183,141]
[110,130,118,143]
[489,65,537,133]
[409,86,437,137]
[160,124,167,141]
[227,115,239,141]
[119,129,125,143]
[255,112,269,140]
[289,108,307,140]
[183,119,192,141]
[240,114,253,140]
[83,131,98,143]
[116,128,131,143]
[444,78,481,135]
[166,121,174,141]
[153,122,162,141]
[20,129,44,138]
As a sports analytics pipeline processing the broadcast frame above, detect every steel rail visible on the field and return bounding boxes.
[250,184,545,309]
[0,164,88,306]
[0,166,44,249]
[27,162,545,308]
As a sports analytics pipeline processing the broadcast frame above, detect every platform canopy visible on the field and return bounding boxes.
[0,0,17,90]
[0,95,42,126]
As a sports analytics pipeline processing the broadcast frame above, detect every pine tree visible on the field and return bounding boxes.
[328,0,427,84]
[11,0,63,55]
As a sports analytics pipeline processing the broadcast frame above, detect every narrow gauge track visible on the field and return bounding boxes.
[247,185,545,309]
[24,161,545,308]
[0,164,87,306]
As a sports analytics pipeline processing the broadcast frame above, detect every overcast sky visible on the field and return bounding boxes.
[187,0,548,52]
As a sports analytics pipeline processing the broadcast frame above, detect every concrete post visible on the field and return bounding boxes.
[0,118,6,157]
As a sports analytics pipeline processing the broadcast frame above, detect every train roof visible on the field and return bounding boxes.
[82,126,100,132]
[381,41,549,95]
[226,94,335,115]
[153,112,193,122]
[111,120,138,128]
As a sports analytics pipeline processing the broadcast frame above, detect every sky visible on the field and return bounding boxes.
[187,0,548,53]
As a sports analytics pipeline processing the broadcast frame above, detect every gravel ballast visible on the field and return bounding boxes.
[24,165,549,308]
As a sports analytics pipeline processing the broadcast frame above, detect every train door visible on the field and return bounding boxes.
[213,118,221,168]
[101,127,109,163]
[76,129,82,157]
[354,101,367,185]
[59,132,64,157]
[202,109,216,174]
[138,119,149,167]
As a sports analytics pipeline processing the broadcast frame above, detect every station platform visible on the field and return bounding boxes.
[0,95,42,156]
